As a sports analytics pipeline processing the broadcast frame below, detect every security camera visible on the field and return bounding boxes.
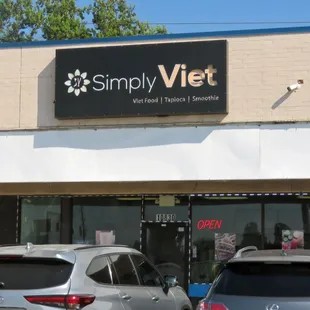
[287,83,301,92]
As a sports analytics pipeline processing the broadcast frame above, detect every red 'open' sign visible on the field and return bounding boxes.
[197,219,222,230]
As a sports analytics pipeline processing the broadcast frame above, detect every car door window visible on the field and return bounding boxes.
[86,255,112,284]
[131,254,164,287]
[109,254,140,285]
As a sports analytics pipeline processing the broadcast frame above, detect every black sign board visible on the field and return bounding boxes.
[55,40,227,119]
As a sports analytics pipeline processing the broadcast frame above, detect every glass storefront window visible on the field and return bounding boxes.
[144,196,189,221]
[72,197,141,250]
[20,197,61,244]
[264,203,307,249]
[191,198,261,284]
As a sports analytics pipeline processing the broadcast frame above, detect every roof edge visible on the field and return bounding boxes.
[1,25,310,49]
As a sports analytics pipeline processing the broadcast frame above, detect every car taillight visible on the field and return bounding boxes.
[199,301,228,310]
[0,255,23,259]
[24,295,96,309]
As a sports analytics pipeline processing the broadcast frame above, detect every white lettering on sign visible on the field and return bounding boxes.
[156,214,176,222]
[93,73,157,94]
[91,64,218,94]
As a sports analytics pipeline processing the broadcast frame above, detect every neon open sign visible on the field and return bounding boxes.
[197,219,223,230]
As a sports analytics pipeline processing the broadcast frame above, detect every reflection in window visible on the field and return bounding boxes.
[131,254,164,287]
[145,224,186,288]
[20,197,61,244]
[264,203,308,249]
[72,197,141,249]
[191,198,261,284]
[109,254,139,285]
[86,256,112,284]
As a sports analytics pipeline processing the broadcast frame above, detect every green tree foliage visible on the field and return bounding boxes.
[91,0,166,37]
[0,0,167,42]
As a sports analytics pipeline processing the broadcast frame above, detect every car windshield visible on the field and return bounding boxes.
[214,262,310,297]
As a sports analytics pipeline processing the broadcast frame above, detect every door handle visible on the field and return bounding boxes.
[152,296,160,302]
[121,294,132,301]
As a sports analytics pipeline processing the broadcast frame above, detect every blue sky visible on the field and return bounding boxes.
[79,0,310,34]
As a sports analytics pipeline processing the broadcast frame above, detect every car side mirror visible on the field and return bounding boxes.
[164,274,179,288]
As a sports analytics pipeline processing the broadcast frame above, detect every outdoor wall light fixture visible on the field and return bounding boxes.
[287,79,304,92]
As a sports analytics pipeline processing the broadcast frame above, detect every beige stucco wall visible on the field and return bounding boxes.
[1,32,310,130]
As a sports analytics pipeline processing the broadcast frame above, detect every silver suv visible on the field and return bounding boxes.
[0,243,192,310]
[197,246,310,310]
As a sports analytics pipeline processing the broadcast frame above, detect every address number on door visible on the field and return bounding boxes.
[155,214,176,222]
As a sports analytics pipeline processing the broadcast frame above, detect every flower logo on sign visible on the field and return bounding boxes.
[64,69,90,96]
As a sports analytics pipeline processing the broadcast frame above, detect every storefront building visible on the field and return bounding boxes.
[1,26,310,302]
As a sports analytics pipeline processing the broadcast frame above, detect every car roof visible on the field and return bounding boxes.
[0,243,141,264]
[229,247,310,263]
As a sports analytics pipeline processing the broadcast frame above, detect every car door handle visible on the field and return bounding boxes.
[121,294,132,301]
[152,296,160,302]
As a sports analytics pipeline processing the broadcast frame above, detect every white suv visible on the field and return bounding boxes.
[0,243,192,310]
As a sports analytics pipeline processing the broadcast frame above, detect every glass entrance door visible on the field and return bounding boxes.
[141,222,189,292]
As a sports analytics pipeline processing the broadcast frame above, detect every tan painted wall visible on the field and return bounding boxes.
[1,32,310,130]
